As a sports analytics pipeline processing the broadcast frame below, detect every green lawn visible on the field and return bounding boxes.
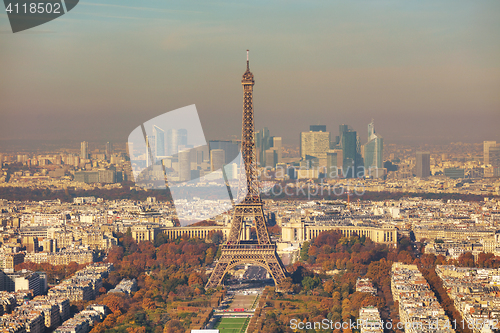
[214,317,250,333]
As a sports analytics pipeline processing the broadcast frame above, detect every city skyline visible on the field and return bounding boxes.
[0,41,499,332]
[1,1,499,149]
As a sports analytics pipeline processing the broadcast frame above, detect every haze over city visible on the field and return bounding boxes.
[2,2,500,333]
[1,1,499,149]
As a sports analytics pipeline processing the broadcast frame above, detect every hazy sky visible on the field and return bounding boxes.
[1,0,499,149]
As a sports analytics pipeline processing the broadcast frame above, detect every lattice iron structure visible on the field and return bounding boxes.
[206,51,287,290]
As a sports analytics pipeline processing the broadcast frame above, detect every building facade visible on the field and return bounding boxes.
[281,220,397,247]
[300,128,330,164]
[363,120,383,170]
[416,151,430,178]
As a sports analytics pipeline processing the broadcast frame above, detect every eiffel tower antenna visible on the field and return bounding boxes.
[206,51,287,290]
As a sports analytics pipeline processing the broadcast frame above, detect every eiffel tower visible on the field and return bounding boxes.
[206,51,287,290]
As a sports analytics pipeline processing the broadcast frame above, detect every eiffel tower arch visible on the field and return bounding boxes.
[206,51,287,290]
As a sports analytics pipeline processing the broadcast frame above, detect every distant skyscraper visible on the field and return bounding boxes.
[146,135,155,167]
[342,131,356,176]
[166,129,179,156]
[153,125,165,157]
[178,129,188,150]
[300,126,330,163]
[483,142,500,178]
[265,149,277,168]
[210,149,225,171]
[178,150,191,181]
[331,124,349,150]
[326,150,342,178]
[80,141,88,159]
[338,124,349,144]
[193,145,209,164]
[255,127,271,166]
[342,131,357,161]
[339,126,364,178]
[225,163,238,180]
[310,125,326,132]
[489,146,500,168]
[254,127,284,167]
[272,137,282,164]
[484,141,497,165]
[416,152,430,178]
[363,120,383,170]
[105,142,112,158]
[209,140,240,164]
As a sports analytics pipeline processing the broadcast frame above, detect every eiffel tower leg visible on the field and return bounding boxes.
[264,255,287,285]
[206,254,230,290]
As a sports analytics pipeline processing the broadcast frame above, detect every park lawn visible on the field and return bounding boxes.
[214,317,250,333]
